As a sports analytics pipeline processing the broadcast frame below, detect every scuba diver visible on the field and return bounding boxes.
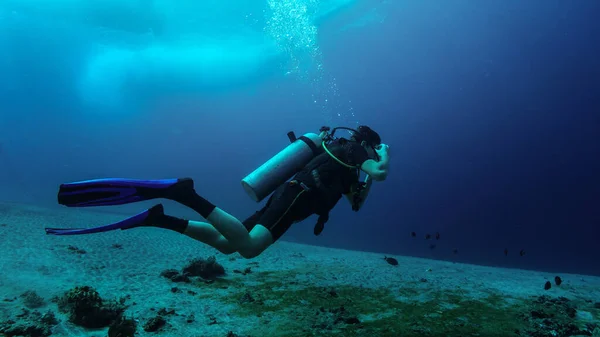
[45,126,391,259]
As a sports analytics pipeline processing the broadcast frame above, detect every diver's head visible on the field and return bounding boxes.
[350,125,381,160]
[351,125,381,148]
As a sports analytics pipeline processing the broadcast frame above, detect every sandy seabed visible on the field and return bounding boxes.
[0,201,599,337]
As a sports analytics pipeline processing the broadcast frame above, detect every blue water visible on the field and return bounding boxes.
[1,0,599,276]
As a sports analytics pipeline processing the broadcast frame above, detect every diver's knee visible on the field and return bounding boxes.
[217,246,237,255]
[238,225,273,259]
[213,237,237,255]
[238,247,262,259]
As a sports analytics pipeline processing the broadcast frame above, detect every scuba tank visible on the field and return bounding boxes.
[241,131,324,202]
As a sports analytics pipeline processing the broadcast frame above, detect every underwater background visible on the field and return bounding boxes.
[1,1,600,336]
[1,0,599,279]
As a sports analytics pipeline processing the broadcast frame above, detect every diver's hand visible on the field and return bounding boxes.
[376,144,390,157]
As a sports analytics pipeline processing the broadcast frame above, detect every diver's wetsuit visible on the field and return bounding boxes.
[242,138,371,241]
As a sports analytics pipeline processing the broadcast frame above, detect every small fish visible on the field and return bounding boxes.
[453,248,459,254]
[519,249,526,257]
[425,234,431,240]
[555,276,562,286]
[435,232,440,240]
[429,244,436,250]
[411,232,416,238]
[383,256,398,266]
[544,281,552,290]
[504,248,508,256]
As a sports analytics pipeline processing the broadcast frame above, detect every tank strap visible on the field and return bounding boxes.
[298,136,320,156]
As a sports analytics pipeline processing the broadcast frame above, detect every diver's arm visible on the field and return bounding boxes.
[360,154,389,181]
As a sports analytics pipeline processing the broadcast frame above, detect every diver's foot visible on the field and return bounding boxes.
[122,204,189,234]
[163,178,216,219]
[120,204,165,230]
[165,177,197,201]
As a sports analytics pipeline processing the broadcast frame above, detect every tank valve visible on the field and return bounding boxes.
[287,131,297,143]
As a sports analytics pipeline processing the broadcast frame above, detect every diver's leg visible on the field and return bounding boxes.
[146,202,270,257]
[157,179,276,255]
[55,177,282,257]
[225,183,308,258]
[182,220,237,255]
[240,225,274,258]
[59,176,252,243]
[178,219,274,258]
[203,208,259,246]
[185,208,273,258]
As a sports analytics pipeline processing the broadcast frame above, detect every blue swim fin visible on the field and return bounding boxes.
[57,177,194,207]
[45,204,165,235]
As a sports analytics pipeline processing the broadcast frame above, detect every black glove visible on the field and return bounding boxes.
[314,213,329,235]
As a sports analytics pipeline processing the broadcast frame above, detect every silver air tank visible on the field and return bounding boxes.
[241,132,322,202]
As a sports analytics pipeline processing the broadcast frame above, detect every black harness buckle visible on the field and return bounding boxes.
[351,182,367,212]
[289,180,310,191]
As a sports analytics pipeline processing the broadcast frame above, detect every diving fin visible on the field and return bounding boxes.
[45,204,165,235]
[58,177,194,207]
